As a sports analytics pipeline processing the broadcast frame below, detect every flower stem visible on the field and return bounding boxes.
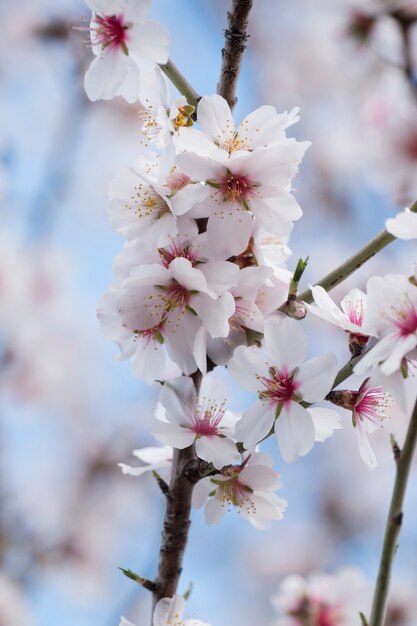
[159,59,200,109]
[292,200,417,306]
[368,396,417,626]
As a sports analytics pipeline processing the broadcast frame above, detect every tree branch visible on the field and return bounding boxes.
[368,396,417,626]
[217,0,254,108]
[159,59,200,109]
[287,200,417,307]
[152,445,197,609]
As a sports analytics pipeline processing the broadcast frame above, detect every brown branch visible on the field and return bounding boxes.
[217,0,254,109]
[151,445,197,608]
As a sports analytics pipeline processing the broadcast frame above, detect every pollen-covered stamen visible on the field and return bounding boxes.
[213,470,255,513]
[138,103,163,144]
[257,366,299,406]
[221,133,250,155]
[218,171,257,206]
[91,14,129,52]
[161,280,190,313]
[126,184,171,221]
[391,297,417,337]
[189,398,227,437]
[158,241,200,268]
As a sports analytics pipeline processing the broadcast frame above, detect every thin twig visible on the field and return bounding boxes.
[368,397,417,626]
[159,59,200,109]
[217,0,254,108]
[286,200,417,308]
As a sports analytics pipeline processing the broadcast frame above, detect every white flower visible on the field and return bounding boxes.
[138,67,195,150]
[118,444,173,478]
[193,94,301,155]
[97,287,181,384]
[84,0,169,102]
[152,374,239,468]
[308,286,372,355]
[354,274,417,376]
[175,143,307,258]
[385,207,417,240]
[272,567,372,626]
[308,286,368,335]
[192,452,287,529]
[116,258,236,376]
[329,376,392,468]
[228,317,338,462]
[108,157,198,252]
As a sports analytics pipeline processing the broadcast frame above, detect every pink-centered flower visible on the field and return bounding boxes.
[97,287,181,384]
[192,452,287,529]
[228,317,339,463]
[152,374,239,468]
[330,377,392,469]
[84,0,169,102]
[308,286,372,355]
[355,274,417,376]
[175,136,308,258]
[272,568,372,626]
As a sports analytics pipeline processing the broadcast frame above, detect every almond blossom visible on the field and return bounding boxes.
[115,256,236,375]
[175,143,307,258]
[137,66,195,151]
[228,317,338,462]
[354,273,417,376]
[84,0,169,102]
[192,452,287,529]
[190,94,300,156]
[97,287,181,383]
[108,157,200,252]
[308,285,371,355]
[272,567,372,626]
[152,373,239,468]
[328,377,392,468]
[385,207,417,240]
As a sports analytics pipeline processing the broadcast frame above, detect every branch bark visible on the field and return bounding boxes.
[369,396,417,626]
[152,445,197,608]
[217,0,254,108]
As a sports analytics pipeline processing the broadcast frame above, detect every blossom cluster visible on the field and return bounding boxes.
[83,0,417,538]
[81,0,417,623]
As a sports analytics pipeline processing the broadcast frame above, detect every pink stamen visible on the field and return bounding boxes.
[218,172,256,205]
[158,241,199,268]
[190,401,225,437]
[92,14,128,51]
[345,299,364,327]
[393,301,417,337]
[135,323,164,347]
[353,380,390,426]
[258,366,299,406]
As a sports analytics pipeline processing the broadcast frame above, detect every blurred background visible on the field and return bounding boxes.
[1,0,417,624]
